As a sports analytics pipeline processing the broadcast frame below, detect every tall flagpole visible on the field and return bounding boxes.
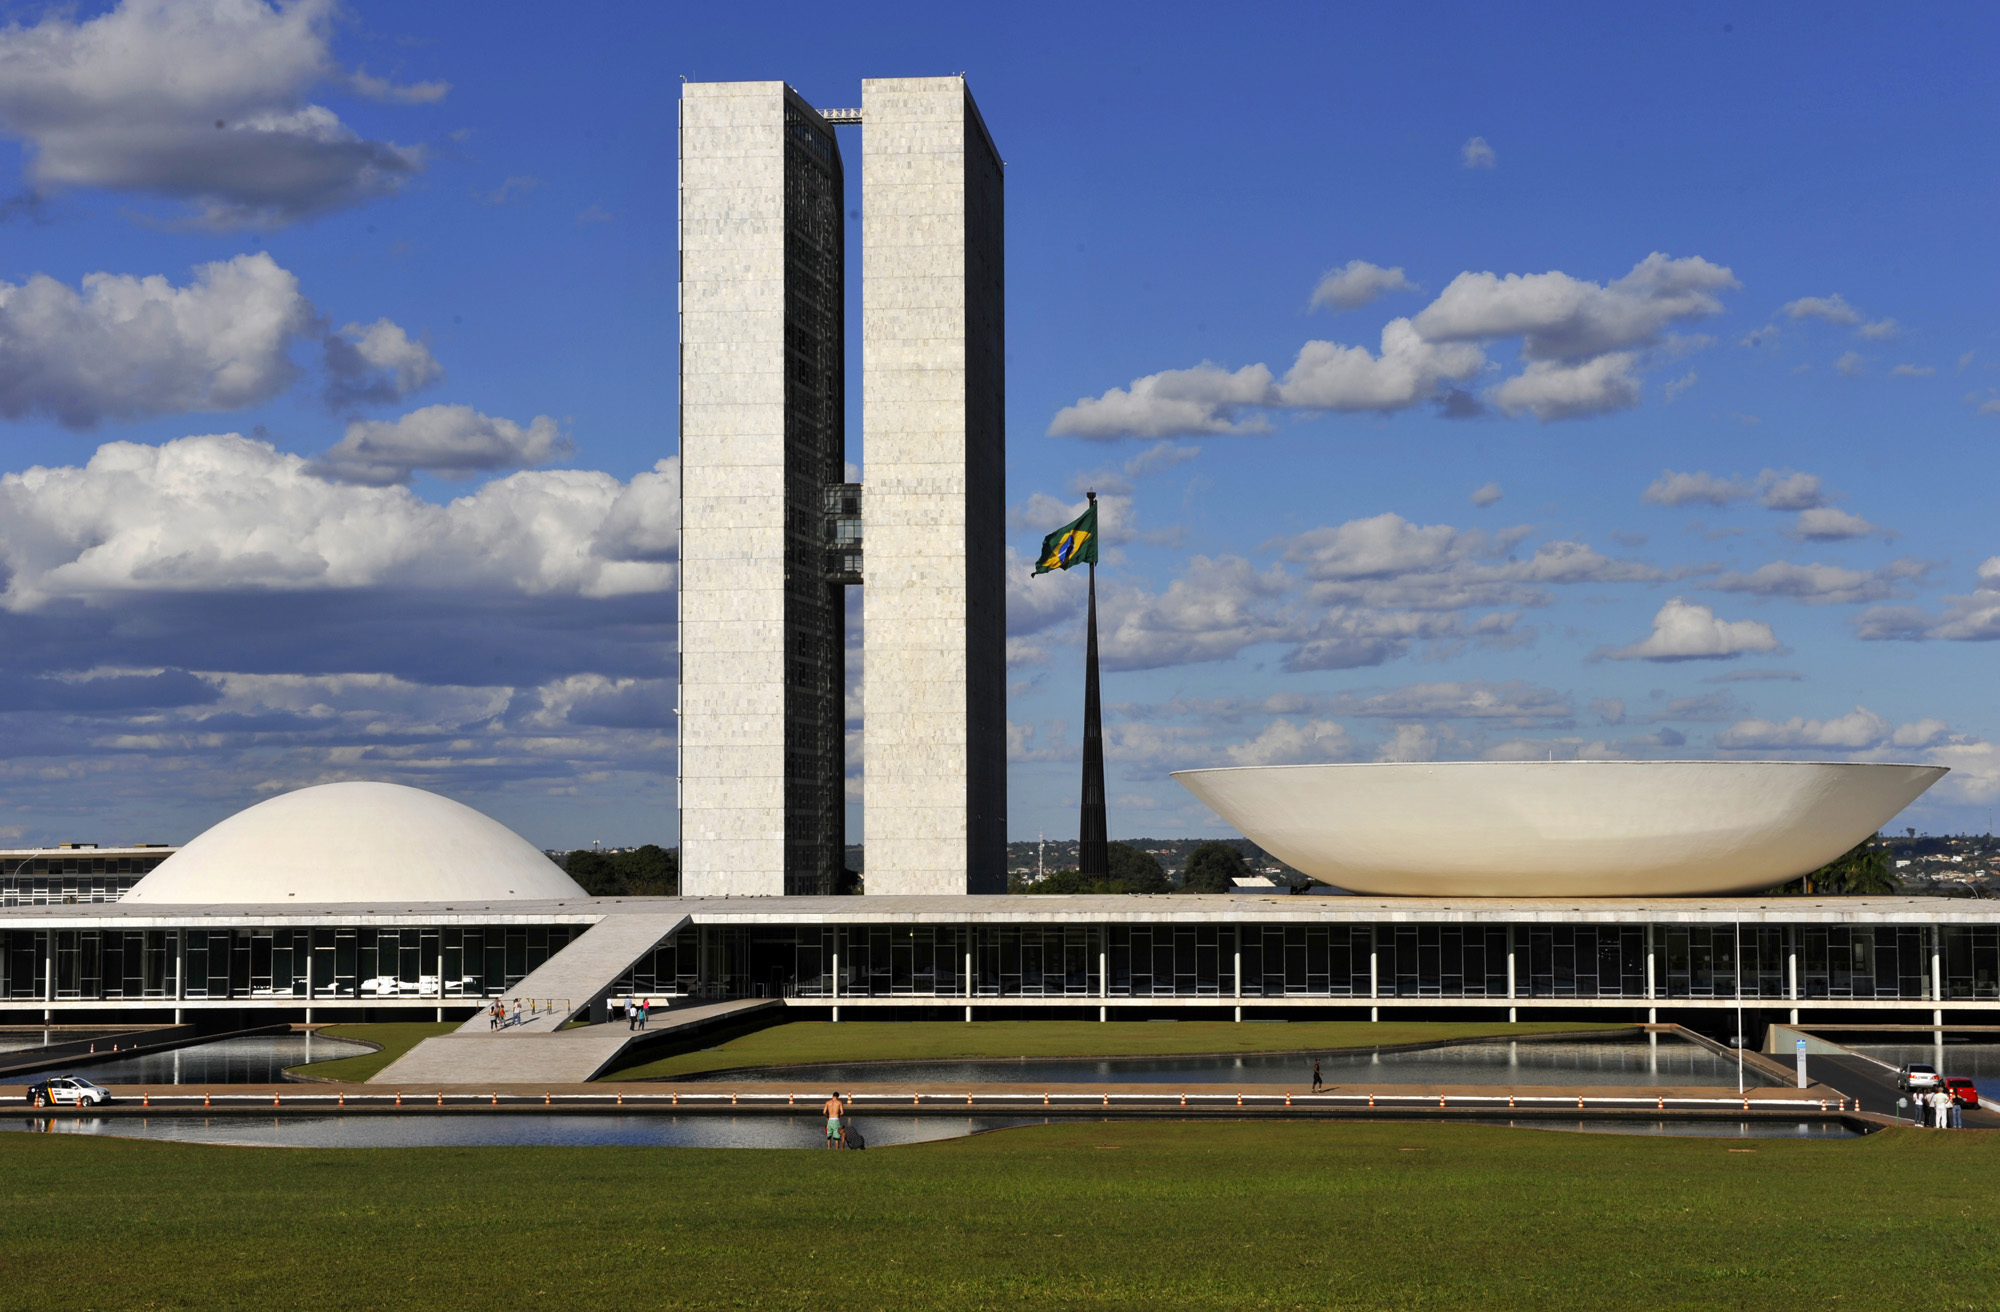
[1079,492,1108,879]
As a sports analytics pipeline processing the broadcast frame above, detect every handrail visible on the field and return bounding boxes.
[26,1088,1864,1116]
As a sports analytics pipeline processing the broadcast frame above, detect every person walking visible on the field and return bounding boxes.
[625,997,636,1031]
[1311,1059,1324,1093]
[822,1091,845,1149]
[640,996,650,1030]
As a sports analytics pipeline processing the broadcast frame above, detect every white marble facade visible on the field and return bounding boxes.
[678,82,804,897]
[678,77,1005,897]
[860,77,1007,895]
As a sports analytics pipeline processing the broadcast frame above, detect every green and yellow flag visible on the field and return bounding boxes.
[1034,501,1098,575]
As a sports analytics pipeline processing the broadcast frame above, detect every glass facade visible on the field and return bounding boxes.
[3,918,1994,1009]
[610,922,2000,1005]
[0,925,583,1001]
[1,852,170,906]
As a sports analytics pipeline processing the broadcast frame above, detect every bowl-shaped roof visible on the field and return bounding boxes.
[123,781,587,904]
[1171,760,1946,897]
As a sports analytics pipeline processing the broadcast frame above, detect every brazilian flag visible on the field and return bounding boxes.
[1034,501,1098,575]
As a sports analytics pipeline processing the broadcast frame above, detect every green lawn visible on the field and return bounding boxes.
[1,1121,1991,1310]
[285,1023,459,1083]
[603,1019,1629,1082]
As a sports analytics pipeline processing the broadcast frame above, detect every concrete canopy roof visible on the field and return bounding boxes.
[121,781,586,906]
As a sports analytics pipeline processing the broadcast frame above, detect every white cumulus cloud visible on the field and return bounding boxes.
[1790,506,1882,541]
[322,318,443,409]
[1460,137,1496,169]
[0,253,313,428]
[0,0,435,228]
[0,433,678,608]
[1604,598,1779,662]
[1780,294,1861,326]
[1309,260,1418,312]
[314,404,571,485]
[1642,469,1752,507]
[1047,361,1276,439]
[0,253,436,428]
[1491,351,1642,420]
[1225,718,1351,766]
[1412,253,1738,361]
[1709,559,1928,605]
[1049,252,1737,438]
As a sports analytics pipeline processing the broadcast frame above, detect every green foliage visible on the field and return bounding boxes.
[1012,842,1171,894]
[4,1121,1994,1310]
[284,1022,459,1083]
[1107,842,1172,892]
[1180,840,1250,893]
[1769,836,1897,896]
[561,844,678,896]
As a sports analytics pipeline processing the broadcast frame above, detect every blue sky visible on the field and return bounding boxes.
[0,0,1995,849]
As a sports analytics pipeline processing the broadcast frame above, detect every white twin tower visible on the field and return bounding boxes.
[677,77,1006,898]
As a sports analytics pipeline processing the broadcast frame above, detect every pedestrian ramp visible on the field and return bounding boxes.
[368,910,754,1085]
[371,997,778,1085]
[455,912,691,1034]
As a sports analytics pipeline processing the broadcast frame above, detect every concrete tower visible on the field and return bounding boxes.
[677,82,849,896]
[860,77,1007,895]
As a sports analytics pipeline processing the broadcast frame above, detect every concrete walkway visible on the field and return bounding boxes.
[374,998,778,1085]
[454,912,691,1034]
[370,911,712,1084]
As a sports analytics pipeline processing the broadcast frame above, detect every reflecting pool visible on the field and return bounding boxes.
[55,1035,372,1084]
[1,1112,1033,1148]
[0,1028,137,1055]
[1,1110,1855,1148]
[685,1035,1777,1089]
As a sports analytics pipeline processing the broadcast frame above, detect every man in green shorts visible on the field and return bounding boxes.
[822,1091,845,1148]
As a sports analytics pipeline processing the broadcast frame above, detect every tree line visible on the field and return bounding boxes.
[556,845,679,897]
[1007,841,1271,895]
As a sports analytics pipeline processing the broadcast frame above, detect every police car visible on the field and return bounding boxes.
[24,1075,113,1107]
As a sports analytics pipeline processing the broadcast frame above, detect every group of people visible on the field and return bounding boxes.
[1916,1086,1965,1128]
[623,996,652,1030]
[487,999,523,1030]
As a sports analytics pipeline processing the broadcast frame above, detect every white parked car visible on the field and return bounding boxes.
[26,1076,113,1107]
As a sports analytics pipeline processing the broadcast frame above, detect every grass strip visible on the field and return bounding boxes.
[284,1022,459,1083]
[0,1120,1991,1310]
[603,1018,1628,1082]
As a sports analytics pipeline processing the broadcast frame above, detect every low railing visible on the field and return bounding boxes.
[480,998,571,1028]
[42,1088,1865,1117]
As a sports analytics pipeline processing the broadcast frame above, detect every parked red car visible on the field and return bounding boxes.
[1943,1077,1981,1110]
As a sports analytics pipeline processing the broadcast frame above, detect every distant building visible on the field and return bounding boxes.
[1,845,175,907]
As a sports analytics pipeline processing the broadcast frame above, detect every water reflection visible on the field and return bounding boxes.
[689,1036,1775,1089]
[58,1035,371,1085]
[2,1112,1035,1149]
[1,1110,1854,1148]
[0,1029,134,1055]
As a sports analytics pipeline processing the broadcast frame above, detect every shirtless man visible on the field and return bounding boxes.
[823,1091,845,1148]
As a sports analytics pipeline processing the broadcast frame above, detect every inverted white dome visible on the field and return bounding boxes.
[1173,760,1946,897]
[124,782,587,904]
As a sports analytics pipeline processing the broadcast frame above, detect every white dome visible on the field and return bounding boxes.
[124,782,588,904]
